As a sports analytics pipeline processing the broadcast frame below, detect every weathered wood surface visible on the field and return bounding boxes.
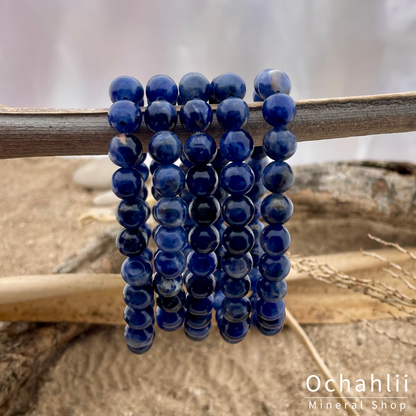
[1,91,416,159]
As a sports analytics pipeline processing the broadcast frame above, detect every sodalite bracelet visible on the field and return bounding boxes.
[108,68,296,353]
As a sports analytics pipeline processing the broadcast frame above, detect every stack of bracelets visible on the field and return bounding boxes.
[107,68,297,354]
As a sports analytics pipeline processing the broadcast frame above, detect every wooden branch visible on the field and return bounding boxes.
[1,91,416,159]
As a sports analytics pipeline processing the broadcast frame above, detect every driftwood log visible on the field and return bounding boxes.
[0,91,416,159]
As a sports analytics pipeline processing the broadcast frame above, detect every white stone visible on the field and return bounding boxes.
[73,158,116,190]
[93,190,120,206]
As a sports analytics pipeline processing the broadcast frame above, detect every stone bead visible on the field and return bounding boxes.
[262,161,295,193]
[210,149,229,168]
[186,166,218,197]
[246,182,267,202]
[222,252,253,279]
[109,76,144,104]
[153,164,185,197]
[116,228,149,257]
[213,290,225,311]
[126,339,154,355]
[140,248,153,263]
[153,197,188,228]
[213,186,228,205]
[146,74,178,105]
[156,307,185,332]
[185,312,212,329]
[256,298,285,321]
[263,126,297,161]
[187,251,217,277]
[256,310,286,329]
[184,133,217,166]
[221,296,251,323]
[157,290,186,312]
[249,219,264,240]
[222,196,254,226]
[215,245,226,270]
[253,91,263,102]
[254,69,291,99]
[245,156,269,181]
[261,194,293,225]
[212,73,246,102]
[188,225,220,254]
[189,196,221,225]
[154,251,186,279]
[142,223,151,240]
[220,317,250,344]
[111,168,144,200]
[150,159,161,175]
[253,199,262,220]
[221,163,254,196]
[180,99,213,132]
[185,273,216,299]
[250,243,264,268]
[249,268,261,292]
[213,269,224,292]
[108,134,143,168]
[124,324,154,348]
[148,131,182,165]
[252,313,284,336]
[220,130,254,162]
[152,186,163,201]
[260,225,291,256]
[121,256,153,287]
[184,321,211,342]
[154,226,187,253]
[144,101,177,132]
[259,253,291,282]
[257,278,287,303]
[108,100,142,134]
[222,226,254,255]
[185,294,214,315]
[262,93,296,127]
[179,72,211,102]
[124,305,154,330]
[138,186,148,201]
[123,283,154,309]
[134,163,149,182]
[116,198,150,229]
[220,274,251,298]
[216,98,249,130]
[179,187,194,205]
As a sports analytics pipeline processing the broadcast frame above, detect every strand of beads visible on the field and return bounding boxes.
[252,69,296,336]
[146,75,188,333]
[107,76,155,354]
[179,72,219,342]
[212,73,255,344]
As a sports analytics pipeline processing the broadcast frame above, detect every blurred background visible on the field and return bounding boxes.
[0,0,415,164]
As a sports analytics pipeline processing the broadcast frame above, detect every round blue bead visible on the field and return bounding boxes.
[124,324,154,349]
[254,69,291,99]
[259,254,291,282]
[144,101,177,132]
[213,73,246,102]
[253,91,263,102]
[213,290,225,311]
[123,283,153,309]
[215,245,226,270]
[153,164,185,197]
[222,225,254,256]
[134,163,149,182]
[184,321,211,342]
[153,197,188,228]
[153,272,183,297]
[245,156,269,181]
[140,248,153,263]
[154,226,187,253]
[180,99,213,132]
[109,76,144,104]
[221,163,254,195]
[185,294,214,315]
[148,131,182,165]
[180,163,191,175]
[184,133,217,166]
[150,159,161,175]
[216,221,226,242]
[213,269,224,291]
[189,196,221,225]
[211,149,229,168]
[263,126,297,161]
[249,219,264,240]
[222,195,254,226]
[179,187,194,204]
[152,186,163,201]
[121,256,153,287]
[253,199,262,220]
[111,168,144,200]
[185,273,216,299]
[116,228,148,257]
[250,243,264,268]
[262,161,294,193]
[260,225,291,256]
[179,72,211,102]
[220,274,251,298]
[177,94,184,105]
[220,317,250,343]
[124,305,154,330]
[186,166,218,197]
[213,186,228,205]
[108,134,143,168]
[138,186,148,201]
[256,310,286,329]
[157,290,186,312]
[187,251,217,277]
[256,298,285,321]
[146,75,178,105]
[217,98,249,130]
[154,251,186,279]
[188,225,220,254]
[261,194,293,224]
[185,312,212,329]
[126,337,154,354]
[246,182,267,202]
[249,268,261,292]
[156,307,185,331]
[252,313,283,336]
[262,93,296,127]
[108,101,142,134]
[220,130,254,162]
[221,296,251,323]
[142,223,151,240]
[138,152,147,164]
[180,151,194,168]
[257,277,287,303]
[222,252,253,279]
[116,198,150,229]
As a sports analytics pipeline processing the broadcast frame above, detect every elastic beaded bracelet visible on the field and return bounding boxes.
[213,73,254,344]
[179,72,218,342]
[107,75,156,354]
[252,69,296,336]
